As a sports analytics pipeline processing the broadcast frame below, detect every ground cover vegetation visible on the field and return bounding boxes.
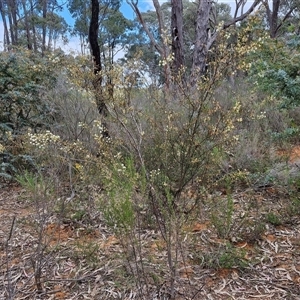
[1,0,300,299]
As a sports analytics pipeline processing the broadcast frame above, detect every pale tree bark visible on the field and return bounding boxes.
[0,1,11,50]
[190,0,261,84]
[130,0,262,87]
[233,0,247,20]
[9,0,18,45]
[47,7,57,50]
[190,0,212,83]
[152,0,172,88]
[7,12,15,45]
[6,0,18,45]
[223,0,261,29]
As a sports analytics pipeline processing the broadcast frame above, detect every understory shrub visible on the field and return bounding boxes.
[0,51,63,179]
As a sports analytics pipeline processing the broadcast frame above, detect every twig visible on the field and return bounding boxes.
[5,216,16,300]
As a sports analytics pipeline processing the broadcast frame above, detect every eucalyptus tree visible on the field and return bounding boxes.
[0,1,10,49]
[68,0,90,54]
[69,0,132,67]
[69,0,131,58]
[0,0,19,47]
[0,0,68,52]
[127,0,261,86]
[89,0,103,115]
[125,0,234,84]
[261,0,300,38]
[124,2,172,84]
[86,0,133,125]
[46,12,69,49]
[99,9,133,66]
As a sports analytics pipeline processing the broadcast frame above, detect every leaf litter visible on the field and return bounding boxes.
[1,184,300,299]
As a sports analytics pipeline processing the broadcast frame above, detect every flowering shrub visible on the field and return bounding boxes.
[0,50,64,179]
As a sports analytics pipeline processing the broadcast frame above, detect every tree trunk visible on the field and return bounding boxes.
[271,0,280,38]
[171,0,184,76]
[89,0,108,117]
[191,0,212,83]
[21,0,32,50]
[190,0,261,85]
[7,1,15,45]
[127,0,172,89]
[264,0,279,38]
[29,0,38,52]
[263,0,296,38]
[89,0,101,75]
[7,0,18,45]
[129,0,262,88]
[0,1,11,50]
[42,0,47,54]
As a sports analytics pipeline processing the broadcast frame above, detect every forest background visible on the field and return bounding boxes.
[1,0,300,299]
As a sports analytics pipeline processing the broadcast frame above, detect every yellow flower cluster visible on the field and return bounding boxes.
[60,141,85,154]
[159,53,174,67]
[0,143,5,153]
[74,162,83,171]
[233,101,241,113]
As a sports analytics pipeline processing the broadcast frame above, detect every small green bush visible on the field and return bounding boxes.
[196,242,249,270]
[265,212,282,226]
